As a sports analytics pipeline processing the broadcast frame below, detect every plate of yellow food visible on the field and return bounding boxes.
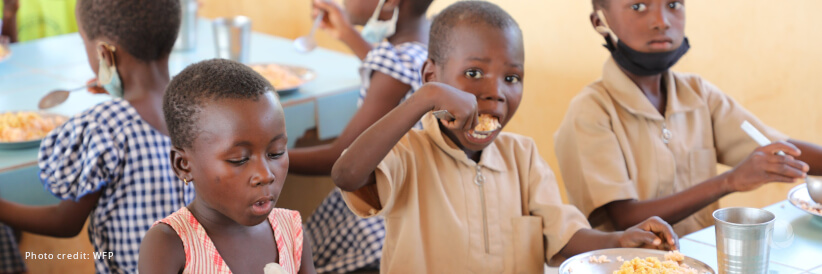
[788,183,822,218]
[249,63,316,95]
[559,248,714,274]
[0,111,68,150]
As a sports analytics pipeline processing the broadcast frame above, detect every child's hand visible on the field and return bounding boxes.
[618,216,678,251]
[726,141,809,192]
[421,82,479,131]
[312,0,354,40]
[86,79,108,94]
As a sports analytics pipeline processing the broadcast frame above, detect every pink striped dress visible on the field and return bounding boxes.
[156,207,303,274]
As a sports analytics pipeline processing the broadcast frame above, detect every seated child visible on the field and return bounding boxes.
[331,2,678,272]
[0,0,193,272]
[555,0,822,236]
[139,59,316,274]
[291,0,432,272]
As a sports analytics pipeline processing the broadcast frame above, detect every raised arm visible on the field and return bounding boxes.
[288,72,410,175]
[331,82,478,192]
[312,0,372,60]
[0,191,100,237]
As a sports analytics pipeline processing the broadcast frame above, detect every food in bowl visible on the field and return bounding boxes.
[0,112,67,142]
[614,251,699,274]
[250,64,304,91]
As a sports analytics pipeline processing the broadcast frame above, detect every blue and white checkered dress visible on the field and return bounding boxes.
[0,224,25,273]
[306,41,427,273]
[38,98,195,274]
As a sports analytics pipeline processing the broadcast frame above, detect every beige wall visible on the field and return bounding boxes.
[202,0,822,209]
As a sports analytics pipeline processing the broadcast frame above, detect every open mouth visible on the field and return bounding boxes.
[251,196,274,215]
[468,114,501,140]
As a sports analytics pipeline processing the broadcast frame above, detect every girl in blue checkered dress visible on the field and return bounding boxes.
[288,0,433,272]
[0,1,193,273]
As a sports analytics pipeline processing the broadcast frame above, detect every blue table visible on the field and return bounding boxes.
[680,201,822,273]
[0,19,362,205]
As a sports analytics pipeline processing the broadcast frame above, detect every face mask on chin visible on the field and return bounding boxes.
[360,0,399,44]
[596,10,690,76]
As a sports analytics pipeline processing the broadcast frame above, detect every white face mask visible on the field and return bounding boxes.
[360,0,399,44]
[96,43,124,98]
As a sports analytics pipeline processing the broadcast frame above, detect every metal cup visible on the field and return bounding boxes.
[173,0,198,51]
[713,207,775,274]
[212,16,251,63]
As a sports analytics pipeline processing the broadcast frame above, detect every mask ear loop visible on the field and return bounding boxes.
[595,10,619,45]
[369,0,388,22]
[97,42,118,86]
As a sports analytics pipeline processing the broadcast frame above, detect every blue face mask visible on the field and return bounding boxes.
[97,43,124,98]
[360,0,399,44]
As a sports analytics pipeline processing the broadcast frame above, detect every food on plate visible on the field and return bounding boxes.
[0,112,66,142]
[613,251,699,274]
[793,198,822,215]
[0,45,7,59]
[250,64,304,90]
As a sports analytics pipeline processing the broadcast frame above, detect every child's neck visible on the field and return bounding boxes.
[387,15,430,46]
[621,68,667,116]
[120,57,172,136]
[440,122,484,162]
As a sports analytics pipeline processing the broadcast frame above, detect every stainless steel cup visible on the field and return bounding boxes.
[173,0,198,51]
[212,16,251,63]
[713,207,775,274]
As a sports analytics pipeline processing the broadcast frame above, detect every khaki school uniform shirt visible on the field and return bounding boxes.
[341,113,591,273]
[554,58,788,236]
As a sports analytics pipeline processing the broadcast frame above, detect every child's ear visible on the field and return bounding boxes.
[421,59,437,84]
[95,42,117,68]
[170,146,193,183]
[592,10,618,42]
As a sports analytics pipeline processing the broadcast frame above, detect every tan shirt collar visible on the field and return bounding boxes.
[602,58,702,121]
[421,113,506,172]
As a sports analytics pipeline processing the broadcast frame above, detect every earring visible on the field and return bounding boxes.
[183,178,189,185]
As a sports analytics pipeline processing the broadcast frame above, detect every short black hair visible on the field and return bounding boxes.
[428,1,520,64]
[77,0,181,61]
[164,59,276,148]
[408,0,435,16]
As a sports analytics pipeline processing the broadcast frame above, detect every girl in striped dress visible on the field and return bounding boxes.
[138,59,315,274]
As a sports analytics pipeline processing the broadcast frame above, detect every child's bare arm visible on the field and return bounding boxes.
[289,72,411,175]
[555,217,677,261]
[0,191,100,237]
[604,141,807,230]
[138,223,185,274]
[332,82,478,192]
[1,0,19,43]
[299,225,318,274]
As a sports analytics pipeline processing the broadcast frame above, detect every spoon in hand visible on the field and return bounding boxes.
[293,11,325,53]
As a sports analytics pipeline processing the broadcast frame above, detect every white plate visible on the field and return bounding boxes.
[558,248,714,274]
[788,183,822,218]
[0,112,68,150]
[248,63,316,95]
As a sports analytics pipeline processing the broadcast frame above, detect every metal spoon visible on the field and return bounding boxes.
[293,11,324,53]
[38,82,97,109]
[806,176,822,204]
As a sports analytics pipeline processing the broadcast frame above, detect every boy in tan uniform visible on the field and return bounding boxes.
[555,0,822,236]
[332,2,678,273]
